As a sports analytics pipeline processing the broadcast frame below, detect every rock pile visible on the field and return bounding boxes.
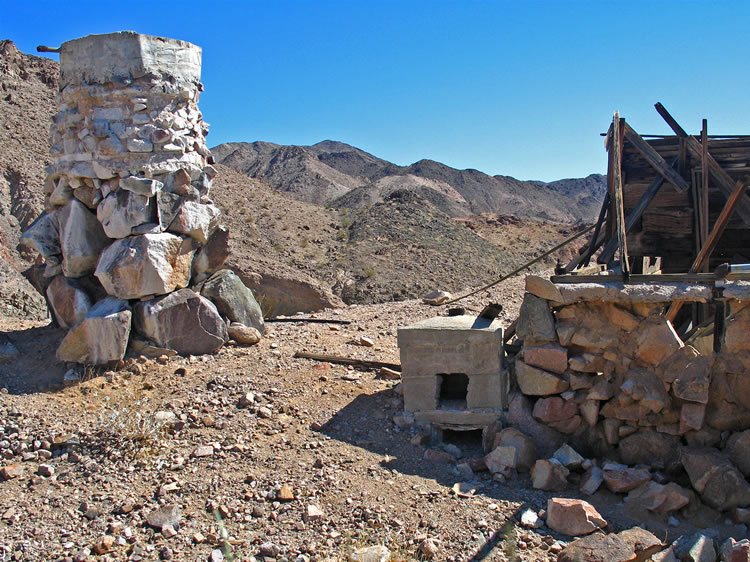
[20,32,263,364]
[507,274,750,516]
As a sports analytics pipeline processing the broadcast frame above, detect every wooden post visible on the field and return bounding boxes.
[612,113,630,276]
[605,124,616,241]
[701,119,710,273]
[666,178,749,321]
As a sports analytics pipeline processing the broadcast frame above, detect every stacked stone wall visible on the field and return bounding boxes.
[20,32,264,365]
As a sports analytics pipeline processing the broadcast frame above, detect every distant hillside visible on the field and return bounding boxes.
[213,140,606,223]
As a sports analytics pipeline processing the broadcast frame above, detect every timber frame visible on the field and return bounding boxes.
[561,102,750,335]
[565,102,750,277]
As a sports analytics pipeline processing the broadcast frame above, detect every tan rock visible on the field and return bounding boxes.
[525,275,563,301]
[546,498,607,537]
[515,359,569,396]
[56,297,131,365]
[604,304,640,332]
[532,396,578,423]
[558,532,635,562]
[531,459,569,491]
[620,368,670,414]
[95,233,194,300]
[725,306,750,353]
[569,353,606,373]
[618,431,679,471]
[58,199,112,278]
[570,373,595,390]
[484,446,517,475]
[634,316,683,366]
[625,481,690,515]
[552,443,584,469]
[490,428,538,472]
[524,343,568,374]
[580,400,600,427]
[228,323,261,345]
[588,376,616,400]
[548,415,582,434]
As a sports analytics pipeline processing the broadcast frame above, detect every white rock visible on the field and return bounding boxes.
[58,199,112,278]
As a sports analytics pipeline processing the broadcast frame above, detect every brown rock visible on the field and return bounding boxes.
[192,225,229,281]
[424,448,456,464]
[680,402,706,432]
[625,480,691,515]
[620,368,670,413]
[558,532,635,562]
[531,459,569,491]
[506,391,564,457]
[133,289,228,355]
[277,484,294,501]
[605,304,640,332]
[588,376,616,400]
[546,498,607,537]
[680,446,750,511]
[619,431,679,471]
[617,527,663,562]
[517,293,556,343]
[662,345,710,403]
[634,316,683,366]
[603,464,651,493]
[568,353,606,373]
[706,358,750,431]
[570,373,595,390]
[515,359,569,396]
[580,400,600,427]
[532,396,578,423]
[726,430,750,478]
[524,343,568,374]
[548,415,582,434]
[46,275,92,329]
[0,464,23,480]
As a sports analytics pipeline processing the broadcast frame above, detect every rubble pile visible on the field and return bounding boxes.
[20,32,263,364]
[498,274,750,516]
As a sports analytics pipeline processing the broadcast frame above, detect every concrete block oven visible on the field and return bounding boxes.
[397,315,507,438]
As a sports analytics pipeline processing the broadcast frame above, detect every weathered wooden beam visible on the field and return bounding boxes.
[666,178,749,321]
[294,351,400,371]
[655,102,750,226]
[551,272,725,284]
[701,119,710,273]
[623,123,689,191]
[580,192,610,268]
[612,114,630,275]
[598,157,677,264]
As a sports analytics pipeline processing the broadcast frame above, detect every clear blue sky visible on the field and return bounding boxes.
[3,1,749,182]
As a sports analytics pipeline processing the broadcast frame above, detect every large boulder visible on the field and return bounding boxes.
[95,233,194,300]
[167,201,220,243]
[200,269,264,333]
[680,447,750,511]
[725,430,750,478]
[506,391,564,457]
[660,345,711,403]
[56,297,131,364]
[46,276,93,329]
[490,428,538,472]
[531,459,569,491]
[133,289,228,355]
[97,190,156,239]
[523,343,568,374]
[58,199,112,278]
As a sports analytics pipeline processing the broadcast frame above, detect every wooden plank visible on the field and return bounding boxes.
[612,114,630,275]
[294,351,400,370]
[655,102,750,227]
[551,272,720,284]
[598,157,678,264]
[666,178,749,321]
[623,123,690,192]
[642,208,693,235]
[623,183,689,208]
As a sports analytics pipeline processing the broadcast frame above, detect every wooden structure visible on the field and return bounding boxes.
[566,103,750,277]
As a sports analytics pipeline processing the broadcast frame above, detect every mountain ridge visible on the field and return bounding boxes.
[212,139,606,223]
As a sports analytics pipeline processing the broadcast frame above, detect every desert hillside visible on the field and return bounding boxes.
[213,140,606,224]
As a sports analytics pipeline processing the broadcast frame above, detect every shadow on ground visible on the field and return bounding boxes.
[319,384,748,558]
[0,322,67,394]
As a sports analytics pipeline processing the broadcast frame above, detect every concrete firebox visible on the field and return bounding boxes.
[397,315,507,431]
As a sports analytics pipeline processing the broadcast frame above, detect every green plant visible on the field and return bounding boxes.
[362,266,376,278]
[337,230,348,241]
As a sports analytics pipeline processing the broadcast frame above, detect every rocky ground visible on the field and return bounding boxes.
[0,274,744,561]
